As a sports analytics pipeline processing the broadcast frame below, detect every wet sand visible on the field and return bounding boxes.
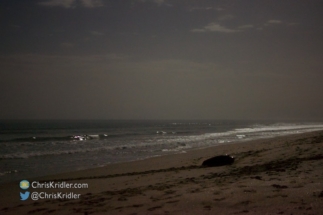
[1,130,323,214]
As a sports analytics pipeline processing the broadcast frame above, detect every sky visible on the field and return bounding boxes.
[1,0,323,120]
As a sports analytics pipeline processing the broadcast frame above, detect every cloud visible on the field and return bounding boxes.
[188,6,214,11]
[267,20,282,24]
[191,23,239,33]
[262,19,290,28]
[263,20,300,28]
[38,0,104,8]
[138,0,166,6]
[238,24,254,29]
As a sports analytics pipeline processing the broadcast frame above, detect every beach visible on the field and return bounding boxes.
[1,130,323,214]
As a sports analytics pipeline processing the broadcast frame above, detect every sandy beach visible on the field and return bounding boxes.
[1,130,323,214]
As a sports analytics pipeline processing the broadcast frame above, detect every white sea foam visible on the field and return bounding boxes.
[0,170,18,176]
[145,123,323,148]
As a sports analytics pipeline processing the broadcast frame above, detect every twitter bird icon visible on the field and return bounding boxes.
[20,191,30,201]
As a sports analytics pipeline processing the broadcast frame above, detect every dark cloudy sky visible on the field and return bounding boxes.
[1,0,323,120]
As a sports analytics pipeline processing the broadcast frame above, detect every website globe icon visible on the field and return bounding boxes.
[20,180,30,189]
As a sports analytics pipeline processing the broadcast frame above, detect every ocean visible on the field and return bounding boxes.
[1,120,323,184]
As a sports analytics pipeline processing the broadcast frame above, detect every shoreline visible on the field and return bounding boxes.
[1,130,323,214]
[2,124,323,185]
[1,129,318,184]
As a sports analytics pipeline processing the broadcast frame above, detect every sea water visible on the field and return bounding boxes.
[1,120,323,183]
